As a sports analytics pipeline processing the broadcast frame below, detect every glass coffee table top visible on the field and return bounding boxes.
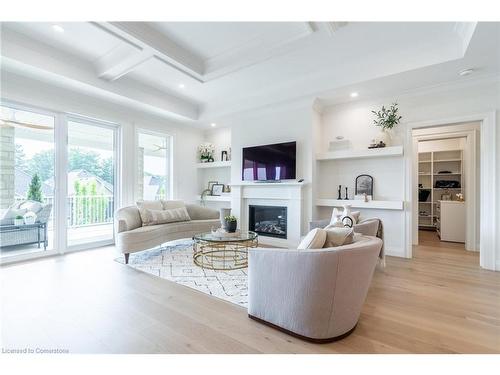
[193,230,257,243]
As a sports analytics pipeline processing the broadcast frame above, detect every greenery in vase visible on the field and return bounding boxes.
[371,102,402,131]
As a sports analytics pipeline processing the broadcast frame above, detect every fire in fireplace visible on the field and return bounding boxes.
[248,205,287,239]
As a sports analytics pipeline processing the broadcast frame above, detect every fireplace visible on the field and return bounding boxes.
[248,205,287,239]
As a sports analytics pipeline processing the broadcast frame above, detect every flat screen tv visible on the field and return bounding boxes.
[242,141,296,181]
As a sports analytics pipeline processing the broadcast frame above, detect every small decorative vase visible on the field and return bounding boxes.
[24,215,36,225]
[225,220,237,233]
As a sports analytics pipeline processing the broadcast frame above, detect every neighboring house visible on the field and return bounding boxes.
[15,168,53,199]
[45,169,113,196]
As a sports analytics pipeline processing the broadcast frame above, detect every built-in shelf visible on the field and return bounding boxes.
[315,199,403,210]
[196,194,232,202]
[316,145,403,161]
[196,161,232,169]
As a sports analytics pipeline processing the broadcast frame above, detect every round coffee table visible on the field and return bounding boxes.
[193,231,258,270]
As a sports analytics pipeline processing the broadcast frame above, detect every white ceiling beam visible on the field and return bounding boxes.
[95,22,205,82]
[95,44,153,81]
[1,28,199,121]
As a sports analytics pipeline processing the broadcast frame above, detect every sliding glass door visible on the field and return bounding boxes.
[66,117,117,248]
[1,101,121,262]
[0,104,56,259]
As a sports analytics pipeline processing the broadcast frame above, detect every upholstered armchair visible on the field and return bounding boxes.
[248,235,383,342]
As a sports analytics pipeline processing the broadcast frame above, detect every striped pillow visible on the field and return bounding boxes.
[139,206,191,226]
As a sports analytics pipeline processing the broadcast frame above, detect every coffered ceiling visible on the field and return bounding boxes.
[1,21,498,127]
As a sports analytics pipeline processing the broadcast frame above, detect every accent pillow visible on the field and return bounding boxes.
[298,228,327,250]
[323,225,354,247]
[19,201,43,213]
[136,200,164,211]
[139,207,191,226]
[161,200,186,210]
[0,207,28,225]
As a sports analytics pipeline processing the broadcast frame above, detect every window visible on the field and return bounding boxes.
[137,131,171,201]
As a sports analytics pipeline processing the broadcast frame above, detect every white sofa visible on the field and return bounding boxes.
[115,202,220,263]
[248,235,383,342]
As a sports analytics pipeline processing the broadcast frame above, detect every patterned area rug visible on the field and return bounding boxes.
[116,240,248,307]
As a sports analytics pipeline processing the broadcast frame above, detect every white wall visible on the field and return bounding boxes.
[1,72,204,207]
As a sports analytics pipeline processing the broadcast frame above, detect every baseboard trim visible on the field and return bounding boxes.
[248,314,357,343]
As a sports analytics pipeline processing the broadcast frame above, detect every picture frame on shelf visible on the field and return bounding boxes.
[207,181,218,194]
[211,184,224,196]
[355,174,374,198]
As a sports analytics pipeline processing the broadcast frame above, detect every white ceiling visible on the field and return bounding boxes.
[1,21,498,128]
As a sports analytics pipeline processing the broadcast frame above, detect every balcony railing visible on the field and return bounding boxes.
[16,195,114,228]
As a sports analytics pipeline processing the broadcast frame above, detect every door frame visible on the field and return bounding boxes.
[411,125,478,251]
[404,111,497,270]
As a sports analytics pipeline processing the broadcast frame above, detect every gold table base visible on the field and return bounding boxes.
[193,237,258,270]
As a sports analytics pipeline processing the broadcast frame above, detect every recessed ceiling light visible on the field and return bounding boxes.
[52,25,65,33]
[350,92,359,98]
[210,123,216,127]
[178,83,185,89]
[459,68,474,76]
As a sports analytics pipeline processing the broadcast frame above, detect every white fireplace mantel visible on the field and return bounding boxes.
[230,181,307,247]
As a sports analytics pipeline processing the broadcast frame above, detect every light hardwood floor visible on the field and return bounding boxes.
[1,236,499,354]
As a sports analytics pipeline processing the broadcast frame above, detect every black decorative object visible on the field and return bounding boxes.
[342,216,354,228]
[355,174,374,197]
[344,186,349,200]
[337,185,342,199]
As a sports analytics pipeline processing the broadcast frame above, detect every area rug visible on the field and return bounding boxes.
[115,240,248,307]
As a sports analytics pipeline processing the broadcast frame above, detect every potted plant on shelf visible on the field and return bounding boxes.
[14,215,24,226]
[224,215,237,233]
[198,143,215,163]
[370,102,402,147]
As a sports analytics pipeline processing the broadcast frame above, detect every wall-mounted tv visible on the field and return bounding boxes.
[242,141,296,181]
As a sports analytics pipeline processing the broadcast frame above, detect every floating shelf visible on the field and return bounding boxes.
[316,145,403,161]
[315,199,404,210]
[196,194,232,202]
[196,161,232,169]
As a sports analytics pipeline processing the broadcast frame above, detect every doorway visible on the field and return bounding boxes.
[411,122,480,255]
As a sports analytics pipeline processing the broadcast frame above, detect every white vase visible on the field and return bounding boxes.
[377,129,392,146]
[341,205,356,227]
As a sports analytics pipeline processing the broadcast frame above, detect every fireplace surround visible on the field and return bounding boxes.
[249,205,287,239]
